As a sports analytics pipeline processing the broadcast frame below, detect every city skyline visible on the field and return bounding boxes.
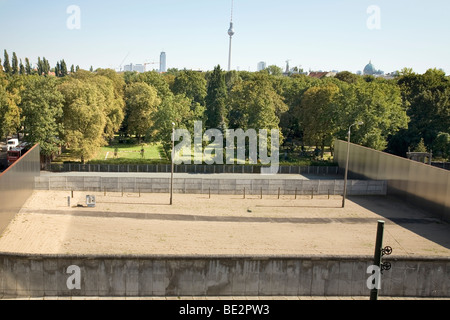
[0,0,449,74]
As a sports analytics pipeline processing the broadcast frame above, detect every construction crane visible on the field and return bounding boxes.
[118,52,130,72]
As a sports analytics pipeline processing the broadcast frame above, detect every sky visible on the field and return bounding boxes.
[0,0,449,74]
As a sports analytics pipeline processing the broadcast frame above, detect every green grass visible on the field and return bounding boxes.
[98,143,163,161]
[52,136,337,166]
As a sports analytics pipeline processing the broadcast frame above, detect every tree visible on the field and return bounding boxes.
[60,59,68,77]
[295,83,340,157]
[152,94,196,157]
[336,80,408,151]
[335,71,359,84]
[433,132,450,160]
[265,65,283,76]
[0,77,21,139]
[19,76,64,157]
[172,70,207,107]
[11,52,19,75]
[59,78,107,163]
[25,58,32,75]
[94,71,126,142]
[55,61,61,77]
[124,82,161,142]
[414,138,427,152]
[134,71,172,101]
[70,64,75,74]
[3,50,11,75]
[390,68,450,155]
[205,65,228,130]
[19,59,25,75]
[229,74,287,131]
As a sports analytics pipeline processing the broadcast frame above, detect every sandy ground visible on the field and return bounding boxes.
[0,190,449,256]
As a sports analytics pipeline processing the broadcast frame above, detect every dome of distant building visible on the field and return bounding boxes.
[364,61,376,75]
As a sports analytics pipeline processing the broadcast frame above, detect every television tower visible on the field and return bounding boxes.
[227,0,235,71]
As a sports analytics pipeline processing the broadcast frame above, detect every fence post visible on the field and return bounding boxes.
[295,187,297,200]
[278,187,280,199]
[243,187,246,199]
[260,187,263,199]
[370,220,385,301]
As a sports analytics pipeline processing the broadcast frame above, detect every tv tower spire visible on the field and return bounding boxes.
[227,0,235,71]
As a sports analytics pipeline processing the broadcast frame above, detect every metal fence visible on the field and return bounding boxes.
[334,140,450,222]
[44,163,340,175]
[0,144,40,235]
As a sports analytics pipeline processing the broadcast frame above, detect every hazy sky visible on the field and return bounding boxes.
[0,0,449,74]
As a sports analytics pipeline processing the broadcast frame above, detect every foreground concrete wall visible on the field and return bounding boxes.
[0,144,40,235]
[0,254,448,297]
[334,140,450,221]
[35,176,387,196]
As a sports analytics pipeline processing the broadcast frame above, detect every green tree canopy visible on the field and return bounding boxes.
[124,82,161,142]
[205,65,228,130]
[58,78,107,162]
[19,75,64,156]
[172,70,207,107]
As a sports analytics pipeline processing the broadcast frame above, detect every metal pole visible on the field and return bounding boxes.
[342,121,363,208]
[342,126,352,208]
[170,123,175,205]
[370,220,385,300]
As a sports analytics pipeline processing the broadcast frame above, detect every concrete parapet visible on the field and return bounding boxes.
[0,254,448,297]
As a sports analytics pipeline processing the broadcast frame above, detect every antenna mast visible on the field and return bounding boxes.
[227,0,235,72]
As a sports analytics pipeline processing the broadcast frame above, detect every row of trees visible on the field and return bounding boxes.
[1,50,449,162]
[2,50,80,77]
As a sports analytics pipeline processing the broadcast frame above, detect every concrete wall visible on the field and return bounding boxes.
[35,175,387,196]
[0,144,40,235]
[334,140,450,221]
[1,254,448,297]
[46,163,340,175]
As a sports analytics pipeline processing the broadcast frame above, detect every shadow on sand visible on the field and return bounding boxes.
[349,195,450,251]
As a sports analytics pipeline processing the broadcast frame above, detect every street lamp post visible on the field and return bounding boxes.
[342,121,363,208]
[170,122,175,205]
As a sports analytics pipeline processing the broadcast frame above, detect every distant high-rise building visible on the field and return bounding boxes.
[133,64,145,73]
[123,64,133,72]
[160,52,167,73]
[257,61,266,71]
[123,63,145,73]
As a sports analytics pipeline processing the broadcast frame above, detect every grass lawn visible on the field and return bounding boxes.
[52,136,337,166]
[97,143,164,161]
